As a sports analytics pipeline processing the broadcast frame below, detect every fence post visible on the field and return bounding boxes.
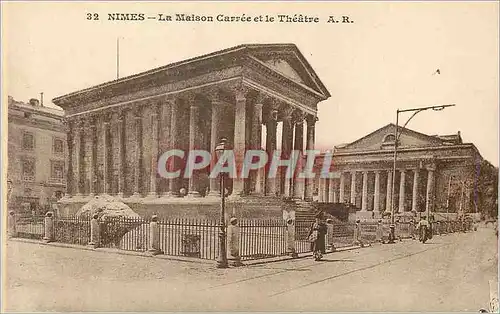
[8,211,17,239]
[148,215,163,256]
[227,217,243,267]
[376,219,383,242]
[88,214,100,248]
[353,220,364,247]
[286,218,299,257]
[43,211,54,243]
[326,219,336,252]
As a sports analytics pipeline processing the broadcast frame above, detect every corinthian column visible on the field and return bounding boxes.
[159,97,172,197]
[399,170,406,212]
[87,117,97,197]
[208,96,223,197]
[350,171,357,205]
[66,122,74,197]
[281,108,294,197]
[328,179,335,203]
[425,164,436,215]
[168,99,181,197]
[412,169,419,212]
[339,172,345,202]
[188,97,201,198]
[251,98,264,194]
[374,171,381,212]
[361,171,368,211]
[116,112,125,198]
[74,121,82,196]
[304,114,317,201]
[265,110,278,196]
[102,114,110,195]
[292,113,304,199]
[132,107,143,198]
[385,171,393,212]
[148,105,160,197]
[232,87,247,197]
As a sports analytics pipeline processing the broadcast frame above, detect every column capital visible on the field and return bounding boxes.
[164,94,177,104]
[306,114,318,125]
[103,111,112,124]
[133,105,144,118]
[265,109,279,123]
[151,102,161,116]
[279,105,295,121]
[182,92,199,105]
[255,92,267,104]
[234,85,249,101]
[292,110,306,125]
[426,164,437,171]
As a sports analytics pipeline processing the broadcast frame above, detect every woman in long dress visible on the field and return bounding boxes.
[308,212,328,261]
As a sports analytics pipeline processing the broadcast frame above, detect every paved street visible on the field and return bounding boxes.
[4,226,498,312]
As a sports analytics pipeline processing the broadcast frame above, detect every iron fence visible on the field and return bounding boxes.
[100,217,150,252]
[239,219,287,260]
[53,216,91,246]
[14,214,44,240]
[10,212,476,262]
[158,218,220,260]
[295,220,313,253]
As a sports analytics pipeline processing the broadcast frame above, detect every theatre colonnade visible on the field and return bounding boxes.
[315,162,438,215]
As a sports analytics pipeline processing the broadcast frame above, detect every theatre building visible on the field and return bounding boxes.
[314,124,485,220]
[53,43,331,218]
[7,96,67,214]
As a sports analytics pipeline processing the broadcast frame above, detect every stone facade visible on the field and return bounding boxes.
[53,44,331,218]
[314,124,484,219]
[7,96,66,214]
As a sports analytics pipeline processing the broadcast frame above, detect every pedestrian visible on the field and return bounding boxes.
[416,215,430,243]
[307,211,328,261]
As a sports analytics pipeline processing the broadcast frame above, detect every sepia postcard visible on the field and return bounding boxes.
[1,1,499,312]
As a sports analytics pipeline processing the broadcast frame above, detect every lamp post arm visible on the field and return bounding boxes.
[396,109,426,142]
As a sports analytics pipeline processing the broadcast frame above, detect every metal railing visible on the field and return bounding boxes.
[239,218,287,260]
[10,213,476,262]
[14,214,45,240]
[158,218,220,260]
[54,216,91,246]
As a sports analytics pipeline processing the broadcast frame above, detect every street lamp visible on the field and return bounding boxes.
[215,137,228,268]
[387,104,455,243]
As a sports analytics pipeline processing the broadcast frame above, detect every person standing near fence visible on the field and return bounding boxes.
[307,211,327,261]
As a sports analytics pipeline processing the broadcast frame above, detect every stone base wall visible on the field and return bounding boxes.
[57,196,285,220]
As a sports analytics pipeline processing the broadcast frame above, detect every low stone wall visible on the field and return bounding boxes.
[58,196,284,220]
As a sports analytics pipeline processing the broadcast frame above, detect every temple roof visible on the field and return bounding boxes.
[53,43,331,106]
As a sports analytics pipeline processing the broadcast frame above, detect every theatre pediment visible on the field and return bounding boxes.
[338,124,445,151]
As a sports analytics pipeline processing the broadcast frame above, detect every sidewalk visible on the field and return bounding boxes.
[8,237,365,266]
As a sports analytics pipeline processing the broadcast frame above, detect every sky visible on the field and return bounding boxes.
[3,1,499,165]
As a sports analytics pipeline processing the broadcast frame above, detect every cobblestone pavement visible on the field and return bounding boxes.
[4,226,498,312]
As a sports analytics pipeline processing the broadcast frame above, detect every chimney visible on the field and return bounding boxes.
[40,92,44,107]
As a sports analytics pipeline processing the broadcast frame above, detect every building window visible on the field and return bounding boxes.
[22,132,35,151]
[21,158,36,181]
[53,138,64,154]
[383,134,396,143]
[381,133,398,149]
[50,160,65,181]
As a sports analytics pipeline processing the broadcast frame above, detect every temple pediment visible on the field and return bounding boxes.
[337,123,448,151]
[263,58,305,84]
[247,44,330,99]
